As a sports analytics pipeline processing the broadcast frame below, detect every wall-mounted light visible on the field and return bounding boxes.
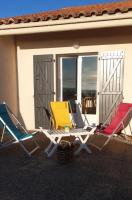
[73,42,80,49]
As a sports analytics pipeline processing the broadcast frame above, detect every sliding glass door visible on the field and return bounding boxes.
[60,55,98,125]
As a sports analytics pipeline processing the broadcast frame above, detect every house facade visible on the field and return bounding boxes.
[0,1,132,129]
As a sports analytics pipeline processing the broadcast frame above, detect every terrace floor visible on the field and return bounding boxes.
[0,133,132,200]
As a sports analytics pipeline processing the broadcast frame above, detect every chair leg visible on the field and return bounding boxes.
[44,136,62,157]
[46,144,58,157]
[19,141,32,156]
[1,125,6,142]
[74,143,92,155]
[99,137,111,150]
[74,134,92,155]
[45,141,53,153]
[90,136,111,151]
[19,138,40,157]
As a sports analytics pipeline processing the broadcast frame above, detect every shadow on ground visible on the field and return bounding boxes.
[0,133,132,200]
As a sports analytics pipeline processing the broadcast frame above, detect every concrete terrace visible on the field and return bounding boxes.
[0,133,132,200]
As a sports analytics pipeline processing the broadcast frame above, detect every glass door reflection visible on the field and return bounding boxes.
[61,57,77,112]
[81,56,97,114]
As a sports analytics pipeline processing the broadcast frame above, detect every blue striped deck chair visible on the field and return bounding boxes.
[0,102,39,156]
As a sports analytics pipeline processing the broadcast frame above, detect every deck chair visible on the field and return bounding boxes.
[0,102,40,156]
[40,101,96,157]
[50,101,74,129]
[90,103,132,150]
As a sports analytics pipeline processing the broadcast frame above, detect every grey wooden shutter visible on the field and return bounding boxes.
[33,55,54,128]
[99,51,124,123]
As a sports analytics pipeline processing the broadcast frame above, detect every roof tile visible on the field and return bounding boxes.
[0,1,132,25]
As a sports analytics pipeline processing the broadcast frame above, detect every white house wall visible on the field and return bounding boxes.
[16,28,132,129]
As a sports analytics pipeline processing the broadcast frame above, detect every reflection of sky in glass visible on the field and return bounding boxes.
[62,58,77,89]
[82,56,97,90]
[62,56,97,94]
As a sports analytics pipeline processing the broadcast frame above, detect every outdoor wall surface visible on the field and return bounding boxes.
[16,27,132,129]
[0,36,18,114]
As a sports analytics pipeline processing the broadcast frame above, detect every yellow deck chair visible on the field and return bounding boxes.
[50,101,73,129]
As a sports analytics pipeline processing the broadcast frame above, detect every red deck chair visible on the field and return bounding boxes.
[90,103,132,150]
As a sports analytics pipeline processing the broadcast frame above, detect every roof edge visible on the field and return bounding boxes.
[0,1,132,26]
[0,12,132,36]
